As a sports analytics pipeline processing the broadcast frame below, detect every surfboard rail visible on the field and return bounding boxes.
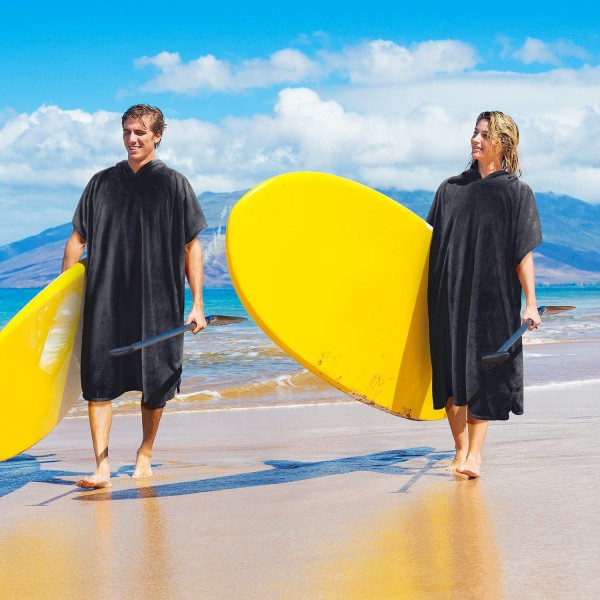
[0,262,85,462]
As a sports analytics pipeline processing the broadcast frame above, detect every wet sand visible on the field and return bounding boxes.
[1,382,598,599]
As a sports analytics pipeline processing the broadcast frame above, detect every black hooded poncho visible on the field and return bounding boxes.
[426,167,542,420]
[72,160,207,408]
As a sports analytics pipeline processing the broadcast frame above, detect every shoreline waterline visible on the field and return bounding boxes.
[1,286,598,417]
[62,372,599,420]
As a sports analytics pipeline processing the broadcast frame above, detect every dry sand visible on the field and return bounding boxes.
[1,382,598,599]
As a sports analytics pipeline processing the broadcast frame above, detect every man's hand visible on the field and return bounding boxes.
[521,305,541,331]
[186,308,207,334]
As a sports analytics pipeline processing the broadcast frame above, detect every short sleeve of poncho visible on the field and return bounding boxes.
[512,184,542,267]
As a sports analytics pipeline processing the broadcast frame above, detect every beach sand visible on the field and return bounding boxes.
[1,382,598,599]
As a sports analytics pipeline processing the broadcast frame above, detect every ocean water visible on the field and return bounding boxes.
[0,285,598,416]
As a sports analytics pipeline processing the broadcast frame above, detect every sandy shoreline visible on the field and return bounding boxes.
[523,339,600,388]
[1,381,599,599]
[58,338,600,418]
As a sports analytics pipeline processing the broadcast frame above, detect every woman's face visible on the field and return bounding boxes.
[471,119,502,166]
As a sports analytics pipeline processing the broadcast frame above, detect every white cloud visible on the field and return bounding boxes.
[0,105,122,187]
[0,106,123,243]
[496,35,513,59]
[326,65,600,194]
[135,39,478,94]
[135,52,233,93]
[513,37,589,65]
[333,39,478,84]
[514,38,560,65]
[135,49,321,93]
[2,55,600,244]
[236,49,322,89]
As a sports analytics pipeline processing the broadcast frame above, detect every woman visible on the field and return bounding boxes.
[426,111,542,478]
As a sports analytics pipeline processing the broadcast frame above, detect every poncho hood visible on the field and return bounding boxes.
[116,159,166,177]
[449,163,518,186]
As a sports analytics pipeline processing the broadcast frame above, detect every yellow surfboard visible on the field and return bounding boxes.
[226,172,445,420]
[0,262,85,461]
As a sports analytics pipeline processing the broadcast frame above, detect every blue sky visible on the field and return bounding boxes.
[1,0,599,244]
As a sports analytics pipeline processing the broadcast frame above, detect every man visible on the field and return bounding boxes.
[62,104,207,489]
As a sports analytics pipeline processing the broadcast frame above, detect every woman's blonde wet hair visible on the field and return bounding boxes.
[471,110,522,177]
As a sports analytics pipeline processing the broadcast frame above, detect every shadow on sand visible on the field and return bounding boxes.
[0,453,135,501]
[75,447,454,502]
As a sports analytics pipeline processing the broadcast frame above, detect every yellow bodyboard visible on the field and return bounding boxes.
[226,173,445,420]
[0,263,85,461]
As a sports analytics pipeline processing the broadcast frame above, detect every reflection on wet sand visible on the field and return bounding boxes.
[128,482,176,598]
[0,486,180,600]
[1,387,597,598]
[91,494,114,588]
[0,498,111,598]
[312,479,503,599]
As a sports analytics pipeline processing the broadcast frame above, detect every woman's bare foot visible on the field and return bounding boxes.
[76,467,112,489]
[456,455,481,478]
[132,449,154,479]
[446,450,468,472]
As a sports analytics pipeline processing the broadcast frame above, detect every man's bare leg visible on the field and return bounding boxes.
[132,398,164,479]
[445,397,468,471]
[457,412,489,478]
[77,401,112,489]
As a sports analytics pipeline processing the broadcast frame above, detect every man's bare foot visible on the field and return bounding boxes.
[456,456,481,478]
[76,468,112,489]
[446,450,468,472]
[132,450,154,479]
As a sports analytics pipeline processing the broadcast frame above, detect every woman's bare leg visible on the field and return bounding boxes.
[457,411,489,478]
[445,397,468,471]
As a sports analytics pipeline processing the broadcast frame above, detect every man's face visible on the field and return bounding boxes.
[122,117,161,167]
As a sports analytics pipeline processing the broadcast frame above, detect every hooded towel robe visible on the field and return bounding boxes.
[426,167,542,420]
[72,160,207,408]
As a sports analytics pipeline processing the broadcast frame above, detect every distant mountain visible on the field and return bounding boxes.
[0,188,598,288]
[0,223,73,263]
[391,190,600,284]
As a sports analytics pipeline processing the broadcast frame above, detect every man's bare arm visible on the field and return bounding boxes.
[62,229,87,272]
[184,237,206,334]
